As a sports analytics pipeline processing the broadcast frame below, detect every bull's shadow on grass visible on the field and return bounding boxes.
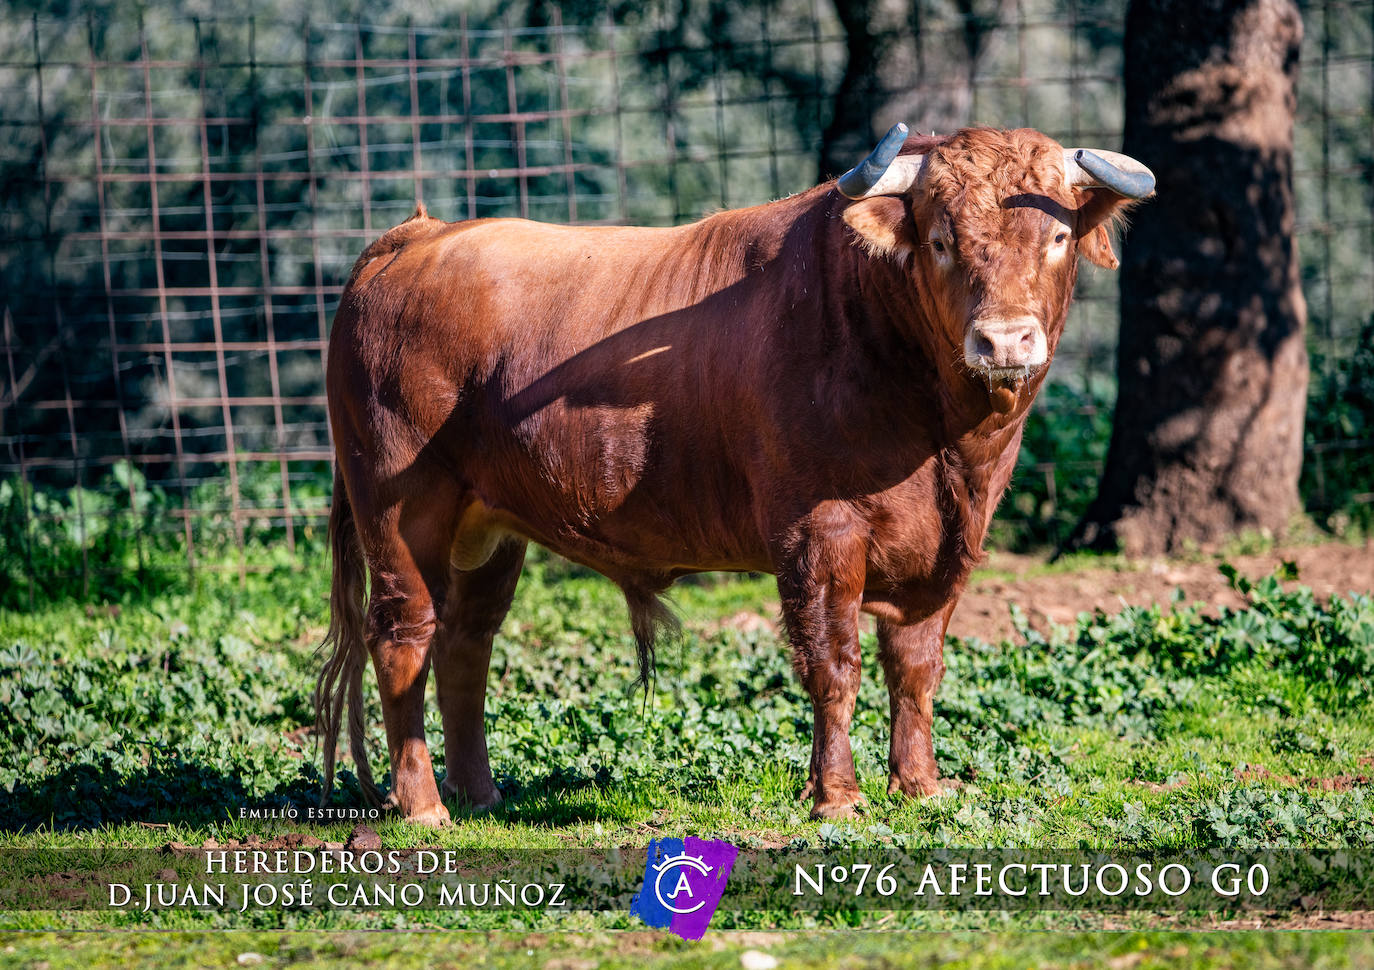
[453,767,664,827]
[0,754,708,833]
[0,752,323,832]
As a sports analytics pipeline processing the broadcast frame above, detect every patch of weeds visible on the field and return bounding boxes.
[0,556,1370,857]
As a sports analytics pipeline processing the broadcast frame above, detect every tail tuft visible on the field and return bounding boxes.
[624,587,678,696]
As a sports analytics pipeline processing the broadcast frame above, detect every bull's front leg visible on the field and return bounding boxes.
[777,532,867,820]
[877,604,953,799]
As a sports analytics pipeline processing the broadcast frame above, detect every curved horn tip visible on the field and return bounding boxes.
[836,123,913,199]
[870,123,910,163]
[1072,148,1156,199]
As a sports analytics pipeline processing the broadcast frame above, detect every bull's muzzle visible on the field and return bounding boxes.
[965,316,1047,381]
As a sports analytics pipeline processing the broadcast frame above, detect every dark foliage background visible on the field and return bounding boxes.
[1,0,1370,604]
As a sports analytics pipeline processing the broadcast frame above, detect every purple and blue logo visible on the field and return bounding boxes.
[629,836,738,940]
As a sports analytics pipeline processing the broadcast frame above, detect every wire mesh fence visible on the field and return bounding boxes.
[1,1,1371,600]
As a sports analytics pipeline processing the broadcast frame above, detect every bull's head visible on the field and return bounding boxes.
[837,124,1153,412]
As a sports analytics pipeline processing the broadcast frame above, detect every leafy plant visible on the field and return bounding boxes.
[0,462,176,608]
[1304,314,1374,536]
[0,460,333,610]
[992,380,1115,550]
[1,557,1370,853]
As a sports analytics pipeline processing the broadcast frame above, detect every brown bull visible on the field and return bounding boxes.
[316,125,1153,823]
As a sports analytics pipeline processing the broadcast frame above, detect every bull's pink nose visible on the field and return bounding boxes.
[967,317,1047,370]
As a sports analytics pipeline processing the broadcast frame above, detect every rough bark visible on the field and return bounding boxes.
[1070,0,1308,555]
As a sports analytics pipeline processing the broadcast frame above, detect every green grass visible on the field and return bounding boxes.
[4,930,1374,969]
[2,553,1372,849]
[0,551,1372,937]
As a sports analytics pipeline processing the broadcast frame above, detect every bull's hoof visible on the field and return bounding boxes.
[887,774,954,799]
[808,790,866,820]
[381,791,453,827]
[402,802,453,828]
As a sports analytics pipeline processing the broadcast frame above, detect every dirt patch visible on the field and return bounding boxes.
[1234,766,1373,792]
[1309,774,1374,792]
[700,541,1371,646]
[345,825,382,852]
[951,540,1374,645]
[1132,909,1374,930]
[1130,779,1188,793]
[182,833,337,853]
[35,870,98,905]
[1234,766,1300,787]
[715,610,779,636]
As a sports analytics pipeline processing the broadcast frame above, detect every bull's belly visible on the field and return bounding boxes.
[453,494,964,626]
[450,492,774,580]
[450,427,973,612]
[451,498,971,635]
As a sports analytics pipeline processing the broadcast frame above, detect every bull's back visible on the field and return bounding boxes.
[341,216,720,362]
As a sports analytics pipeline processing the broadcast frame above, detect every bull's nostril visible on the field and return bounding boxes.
[974,334,995,358]
[1019,330,1035,349]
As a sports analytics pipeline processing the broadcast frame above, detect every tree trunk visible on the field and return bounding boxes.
[1070,0,1308,555]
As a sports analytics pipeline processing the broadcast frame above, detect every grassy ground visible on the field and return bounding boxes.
[1,547,1372,949]
[5,930,1374,969]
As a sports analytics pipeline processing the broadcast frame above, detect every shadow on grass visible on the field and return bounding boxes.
[0,752,331,832]
[3,755,676,833]
[445,766,654,827]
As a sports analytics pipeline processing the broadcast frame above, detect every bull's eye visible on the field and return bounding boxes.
[928,231,953,265]
[1054,232,1068,244]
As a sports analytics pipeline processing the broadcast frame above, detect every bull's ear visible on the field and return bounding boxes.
[1078,224,1120,269]
[1075,186,1134,270]
[843,196,915,259]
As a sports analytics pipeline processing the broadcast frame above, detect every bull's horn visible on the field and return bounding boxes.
[837,123,924,199]
[1063,148,1155,199]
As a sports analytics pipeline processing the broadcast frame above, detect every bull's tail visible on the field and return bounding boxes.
[314,469,381,807]
[625,586,679,697]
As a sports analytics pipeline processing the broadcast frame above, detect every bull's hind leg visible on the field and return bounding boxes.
[357,500,456,827]
[433,538,527,810]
